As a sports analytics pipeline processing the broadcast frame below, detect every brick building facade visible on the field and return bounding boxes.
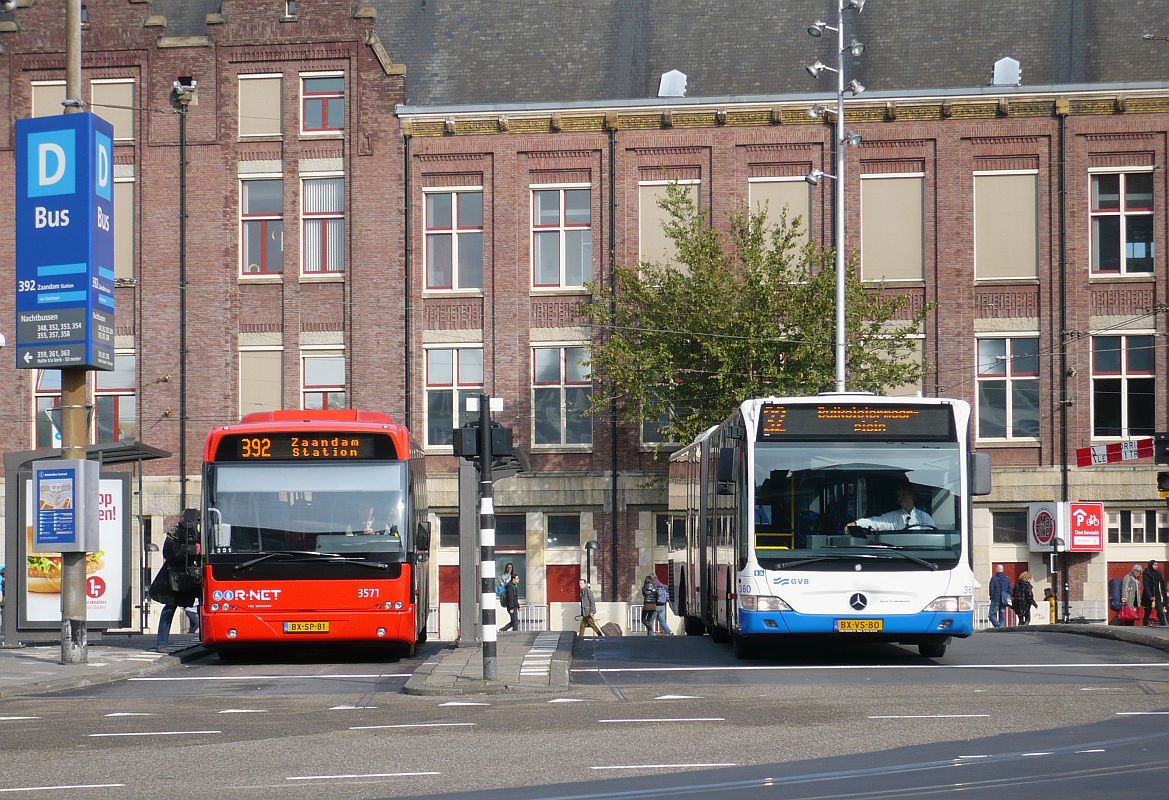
[1,1,1167,630]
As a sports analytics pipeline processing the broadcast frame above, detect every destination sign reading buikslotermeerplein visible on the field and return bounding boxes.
[758,403,955,441]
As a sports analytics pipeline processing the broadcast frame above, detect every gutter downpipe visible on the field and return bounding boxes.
[608,126,619,602]
[403,132,412,430]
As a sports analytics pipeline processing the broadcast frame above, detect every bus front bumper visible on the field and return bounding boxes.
[737,609,973,638]
[200,610,416,647]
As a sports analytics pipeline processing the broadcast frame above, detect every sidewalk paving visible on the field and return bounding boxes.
[0,623,1165,700]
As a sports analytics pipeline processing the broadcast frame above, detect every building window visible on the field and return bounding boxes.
[96,353,136,444]
[301,75,344,133]
[860,174,924,282]
[302,353,345,409]
[546,515,581,548]
[655,514,686,550]
[425,190,483,290]
[238,75,282,138]
[438,516,459,548]
[34,370,62,447]
[991,510,1028,544]
[90,79,134,142]
[285,1,297,18]
[976,337,1039,440]
[302,177,344,273]
[113,179,134,282]
[1091,172,1154,275]
[532,346,591,446]
[638,181,698,267]
[239,349,282,415]
[1092,334,1155,438]
[749,178,810,245]
[532,187,591,288]
[31,81,65,118]
[495,515,526,600]
[425,347,483,447]
[974,172,1038,280]
[1106,510,1169,544]
[241,178,283,275]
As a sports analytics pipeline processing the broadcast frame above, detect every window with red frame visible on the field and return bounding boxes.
[425,347,483,447]
[1090,172,1154,274]
[241,178,283,274]
[425,191,483,290]
[532,187,591,288]
[976,337,1039,439]
[96,353,137,443]
[302,354,345,409]
[1091,334,1155,438]
[302,177,344,273]
[301,75,343,133]
[532,346,591,445]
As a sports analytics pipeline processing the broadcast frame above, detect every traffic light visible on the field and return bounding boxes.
[451,420,513,459]
[1155,432,1169,465]
[1158,471,1169,492]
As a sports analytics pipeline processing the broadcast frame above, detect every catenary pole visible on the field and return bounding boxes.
[833,0,847,393]
[478,394,497,681]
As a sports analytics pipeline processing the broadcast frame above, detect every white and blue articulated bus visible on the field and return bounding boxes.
[667,394,992,659]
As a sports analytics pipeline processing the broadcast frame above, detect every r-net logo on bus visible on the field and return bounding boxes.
[214,589,283,602]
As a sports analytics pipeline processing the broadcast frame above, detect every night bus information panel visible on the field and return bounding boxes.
[758,403,954,441]
[213,432,398,462]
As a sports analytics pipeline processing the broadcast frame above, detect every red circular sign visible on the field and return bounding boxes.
[86,575,106,599]
[1032,510,1056,545]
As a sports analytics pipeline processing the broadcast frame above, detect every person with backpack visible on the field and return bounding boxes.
[496,562,515,607]
[499,573,520,632]
[988,564,1012,628]
[653,577,674,635]
[640,575,659,635]
[1011,571,1038,626]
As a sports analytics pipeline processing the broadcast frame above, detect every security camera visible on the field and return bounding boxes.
[0,1,18,13]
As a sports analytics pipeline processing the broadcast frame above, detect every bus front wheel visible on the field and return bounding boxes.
[732,630,758,659]
[918,638,949,659]
[683,615,706,636]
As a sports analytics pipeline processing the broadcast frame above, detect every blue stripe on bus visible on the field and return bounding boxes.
[738,610,973,637]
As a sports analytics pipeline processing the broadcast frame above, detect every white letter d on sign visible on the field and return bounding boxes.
[38,143,67,187]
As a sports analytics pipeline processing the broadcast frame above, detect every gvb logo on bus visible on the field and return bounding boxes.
[15,113,116,371]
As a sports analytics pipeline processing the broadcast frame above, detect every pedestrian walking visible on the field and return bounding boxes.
[653,577,673,635]
[498,573,521,632]
[148,517,201,650]
[577,578,605,637]
[988,564,1012,628]
[1043,587,1056,625]
[1011,571,1038,626]
[1141,559,1167,626]
[640,575,658,635]
[1117,564,1143,626]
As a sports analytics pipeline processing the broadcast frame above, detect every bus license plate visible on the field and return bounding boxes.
[284,621,329,634]
[837,619,883,632]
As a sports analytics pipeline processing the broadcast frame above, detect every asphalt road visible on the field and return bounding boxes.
[0,632,1165,799]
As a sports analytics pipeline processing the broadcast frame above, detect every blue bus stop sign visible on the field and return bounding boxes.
[15,113,115,371]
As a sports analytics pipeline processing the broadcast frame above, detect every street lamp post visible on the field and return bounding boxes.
[806,1,867,393]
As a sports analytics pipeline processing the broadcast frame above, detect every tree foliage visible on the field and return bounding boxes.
[585,183,929,447]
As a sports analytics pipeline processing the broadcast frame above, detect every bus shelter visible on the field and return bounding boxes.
[2,440,169,645]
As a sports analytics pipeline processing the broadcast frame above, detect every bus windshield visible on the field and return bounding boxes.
[206,462,409,559]
[753,441,963,568]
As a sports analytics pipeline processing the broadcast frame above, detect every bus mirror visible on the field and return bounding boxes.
[207,507,230,549]
[971,453,992,496]
[718,447,735,483]
[416,520,432,552]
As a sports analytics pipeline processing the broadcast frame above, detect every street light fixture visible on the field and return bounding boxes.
[805,0,870,393]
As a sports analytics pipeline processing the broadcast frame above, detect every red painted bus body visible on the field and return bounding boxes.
[196,410,430,655]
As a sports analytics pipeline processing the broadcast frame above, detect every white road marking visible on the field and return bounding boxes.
[89,730,221,737]
[957,755,989,760]
[1022,752,1052,757]
[0,784,125,793]
[1116,711,1169,716]
[329,705,378,710]
[0,717,39,721]
[439,701,489,707]
[1076,749,1106,753]
[869,714,990,719]
[572,661,1169,674]
[1080,687,1124,691]
[655,694,701,700]
[130,673,410,681]
[547,698,584,703]
[599,718,724,723]
[350,723,475,730]
[104,713,153,717]
[287,772,439,781]
[591,763,735,771]
[219,709,268,714]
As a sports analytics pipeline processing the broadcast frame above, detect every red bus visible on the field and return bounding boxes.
[195,409,431,656]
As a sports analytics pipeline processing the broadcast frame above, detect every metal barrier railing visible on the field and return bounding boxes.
[498,603,546,632]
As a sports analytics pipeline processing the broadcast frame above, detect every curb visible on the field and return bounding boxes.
[403,632,574,697]
[0,645,202,699]
[987,623,1169,653]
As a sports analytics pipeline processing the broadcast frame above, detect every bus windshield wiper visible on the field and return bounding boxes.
[851,545,939,570]
[775,549,937,571]
[233,551,389,573]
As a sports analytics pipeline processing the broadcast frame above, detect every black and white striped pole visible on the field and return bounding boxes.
[476,393,497,682]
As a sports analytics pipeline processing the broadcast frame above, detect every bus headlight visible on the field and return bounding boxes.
[740,595,791,612]
[923,596,974,613]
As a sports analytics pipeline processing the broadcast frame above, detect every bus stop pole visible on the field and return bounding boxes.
[478,395,497,681]
[59,0,88,666]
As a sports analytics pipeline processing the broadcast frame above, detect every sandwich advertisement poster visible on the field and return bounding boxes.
[22,474,129,628]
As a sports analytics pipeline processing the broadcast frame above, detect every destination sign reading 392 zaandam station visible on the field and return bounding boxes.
[15,113,115,371]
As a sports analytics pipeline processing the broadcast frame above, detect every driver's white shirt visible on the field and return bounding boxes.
[854,506,935,531]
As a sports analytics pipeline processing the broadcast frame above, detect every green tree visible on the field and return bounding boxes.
[586,183,929,447]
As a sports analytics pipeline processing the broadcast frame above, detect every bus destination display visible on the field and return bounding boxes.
[758,403,954,441]
[215,432,396,461]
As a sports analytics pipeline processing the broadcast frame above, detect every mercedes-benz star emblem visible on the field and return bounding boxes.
[849,593,868,611]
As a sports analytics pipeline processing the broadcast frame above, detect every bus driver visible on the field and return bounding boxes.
[848,480,935,531]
